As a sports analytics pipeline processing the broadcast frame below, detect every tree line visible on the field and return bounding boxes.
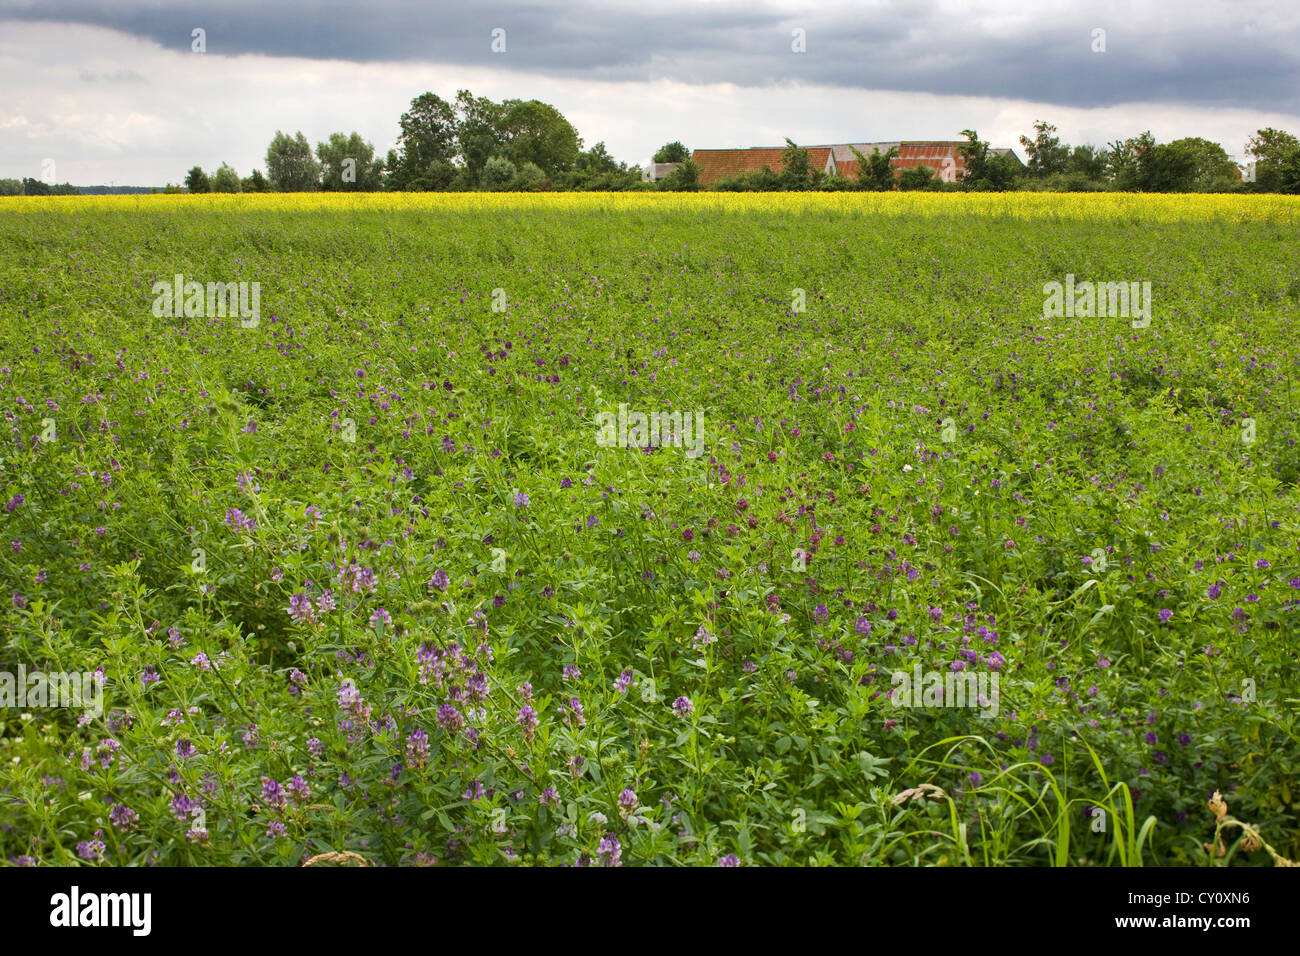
[3,94,1298,194]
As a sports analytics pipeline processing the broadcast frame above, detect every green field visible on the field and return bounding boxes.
[1,194,1297,866]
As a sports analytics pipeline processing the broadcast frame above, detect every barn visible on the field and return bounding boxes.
[690,141,1022,186]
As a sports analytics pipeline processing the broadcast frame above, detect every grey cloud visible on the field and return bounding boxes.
[4,0,1298,112]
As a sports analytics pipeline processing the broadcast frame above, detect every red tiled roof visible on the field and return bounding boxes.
[691,147,834,185]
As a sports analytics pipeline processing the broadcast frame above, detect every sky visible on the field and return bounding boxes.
[2,0,1298,185]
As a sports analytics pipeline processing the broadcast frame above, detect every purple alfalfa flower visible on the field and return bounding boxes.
[462,779,486,801]
[693,625,715,650]
[1256,558,1270,570]
[686,549,701,564]
[618,788,638,817]
[170,792,199,821]
[315,589,336,612]
[175,739,197,759]
[76,830,107,862]
[261,777,287,811]
[1177,732,1192,746]
[109,803,138,830]
[1158,608,1173,624]
[854,616,871,637]
[266,820,287,839]
[716,853,740,867]
[436,704,465,735]
[514,491,530,508]
[986,651,1005,671]
[190,651,211,672]
[562,663,582,682]
[614,669,635,694]
[140,667,160,687]
[168,625,184,649]
[369,607,391,630]
[287,592,316,624]
[428,568,449,592]
[4,493,24,513]
[224,508,256,532]
[539,786,560,808]
[403,727,429,767]
[517,705,538,741]
[286,775,311,805]
[561,697,586,728]
[597,834,622,867]
[1207,582,1222,600]
[813,604,828,624]
[307,737,324,758]
[12,593,25,609]
[337,679,361,710]
[672,696,694,718]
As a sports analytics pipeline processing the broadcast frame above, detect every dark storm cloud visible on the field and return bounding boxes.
[4,0,1298,112]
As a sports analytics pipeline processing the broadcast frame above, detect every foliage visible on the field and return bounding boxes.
[2,192,1299,866]
[265,131,321,192]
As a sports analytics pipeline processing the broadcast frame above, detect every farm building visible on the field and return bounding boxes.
[642,162,682,182]
[691,147,834,186]
[690,141,1022,185]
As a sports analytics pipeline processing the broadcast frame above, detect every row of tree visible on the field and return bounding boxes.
[0,177,80,196]
[700,125,1300,193]
[5,94,1298,194]
[179,90,651,195]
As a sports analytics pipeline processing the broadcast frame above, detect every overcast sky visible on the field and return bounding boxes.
[3,0,1298,185]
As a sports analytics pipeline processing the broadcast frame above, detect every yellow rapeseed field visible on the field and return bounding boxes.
[6,191,1300,223]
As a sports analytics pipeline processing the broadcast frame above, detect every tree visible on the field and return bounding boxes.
[955,130,1017,190]
[897,164,940,191]
[779,138,817,189]
[515,162,545,190]
[393,93,458,189]
[849,144,899,190]
[453,90,506,182]
[658,159,701,191]
[577,141,620,175]
[1108,131,1228,192]
[1166,137,1237,190]
[481,155,517,189]
[211,162,241,193]
[652,141,690,164]
[265,131,321,191]
[240,169,270,193]
[21,177,51,196]
[184,166,210,193]
[1066,144,1108,180]
[0,178,23,196]
[1246,128,1300,193]
[317,132,383,190]
[1019,120,1069,176]
[498,99,581,175]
